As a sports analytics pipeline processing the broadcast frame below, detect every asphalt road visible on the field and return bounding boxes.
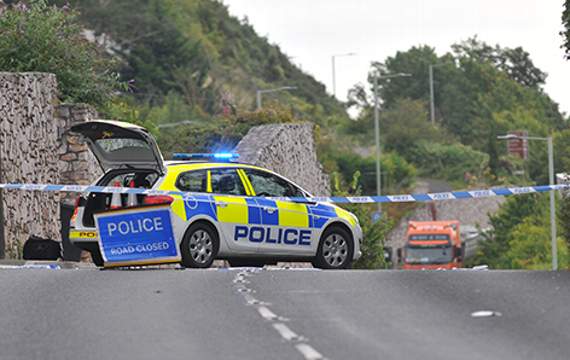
[0,268,568,360]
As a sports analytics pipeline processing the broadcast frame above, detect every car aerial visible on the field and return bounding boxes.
[68,120,362,269]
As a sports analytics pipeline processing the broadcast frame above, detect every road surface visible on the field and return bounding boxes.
[0,268,568,360]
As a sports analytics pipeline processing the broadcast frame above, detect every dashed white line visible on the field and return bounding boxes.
[233,269,326,359]
[258,306,278,320]
[273,323,299,341]
[295,343,324,360]
[471,310,502,318]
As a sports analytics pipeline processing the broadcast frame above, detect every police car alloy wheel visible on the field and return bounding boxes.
[180,222,219,268]
[313,226,354,269]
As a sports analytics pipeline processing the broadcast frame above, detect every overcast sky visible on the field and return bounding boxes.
[225,0,570,114]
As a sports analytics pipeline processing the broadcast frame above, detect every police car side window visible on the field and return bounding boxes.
[176,170,207,193]
[210,168,247,196]
[245,169,303,197]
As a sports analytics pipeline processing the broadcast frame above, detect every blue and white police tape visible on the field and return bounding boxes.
[0,182,568,204]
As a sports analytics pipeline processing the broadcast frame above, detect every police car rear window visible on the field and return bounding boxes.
[176,170,207,193]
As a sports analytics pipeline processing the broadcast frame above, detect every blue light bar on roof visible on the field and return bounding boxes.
[213,153,235,159]
[172,153,239,161]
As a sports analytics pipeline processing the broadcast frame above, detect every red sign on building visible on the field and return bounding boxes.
[507,130,528,160]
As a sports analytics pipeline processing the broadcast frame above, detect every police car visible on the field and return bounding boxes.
[68,120,362,269]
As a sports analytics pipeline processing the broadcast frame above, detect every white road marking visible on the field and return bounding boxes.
[472,265,489,271]
[295,343,324,360]
[232,268,326,359]
[273,323,299,341]
[471,310,502,318]
[258,306,278,320]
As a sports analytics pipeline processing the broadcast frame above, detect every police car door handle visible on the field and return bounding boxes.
[215,201,228,208]
[263,206,277,214]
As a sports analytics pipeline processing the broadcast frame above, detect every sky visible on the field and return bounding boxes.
[225,0,570,115]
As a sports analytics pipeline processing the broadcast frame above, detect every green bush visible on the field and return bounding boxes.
[154,102,297,157]
[407,141,488,182]
[468,193,569,269]
[328,150,416,195]
[0,0,119,106]
[331,172,391,269]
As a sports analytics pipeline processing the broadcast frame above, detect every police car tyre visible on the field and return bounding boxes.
[313,225,354,269]
[180,222,219,268]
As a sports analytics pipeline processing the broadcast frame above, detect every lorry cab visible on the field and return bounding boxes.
[402,220,463,270]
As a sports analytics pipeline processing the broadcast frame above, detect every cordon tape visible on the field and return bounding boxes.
[0,182,567,204]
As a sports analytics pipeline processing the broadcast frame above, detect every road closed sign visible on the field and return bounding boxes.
[95,205,180,266]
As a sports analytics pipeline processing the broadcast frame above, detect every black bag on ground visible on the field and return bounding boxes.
[23,235,61,260]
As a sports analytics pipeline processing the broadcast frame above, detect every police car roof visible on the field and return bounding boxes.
[163,161,314,198]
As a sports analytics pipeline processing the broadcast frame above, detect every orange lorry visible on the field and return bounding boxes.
[401,220,463,270]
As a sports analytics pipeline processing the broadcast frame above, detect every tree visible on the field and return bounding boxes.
[451,37,546,88]
[362,39,563,185]
[0,0,119,106]
[331,172,390,269]
[558,194,570,249]
[562,0,570,59]
[371,45,440,109]
[471,194,545,268]
[506,217,551,269]
[380,98,447,157]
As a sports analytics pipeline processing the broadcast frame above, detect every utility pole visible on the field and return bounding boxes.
[332,56,336,98]
[429,63,451,125]
[548,135,558,270]
[429,64,435,125]
[374,77,381,213]
[373,72,412,215]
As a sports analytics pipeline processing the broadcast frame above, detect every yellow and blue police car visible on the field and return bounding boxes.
[68,120,362,269]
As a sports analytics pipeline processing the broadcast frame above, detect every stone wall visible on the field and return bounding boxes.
[0,73,101,258]
[234,122,330,196]
[57,104,101,205]
[0,72,61,257]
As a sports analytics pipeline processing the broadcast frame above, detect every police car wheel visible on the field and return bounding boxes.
[180,222,219,268]
[313,226,353,269]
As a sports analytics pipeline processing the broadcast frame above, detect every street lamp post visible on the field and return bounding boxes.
[373,72,412,213]
[331,53,356,98]
[428,63,451,125]
[429,64,435,125]
[256,86,297,110]
[497,134,558,270]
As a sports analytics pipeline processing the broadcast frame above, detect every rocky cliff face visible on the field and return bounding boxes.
[234,122,330,196]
